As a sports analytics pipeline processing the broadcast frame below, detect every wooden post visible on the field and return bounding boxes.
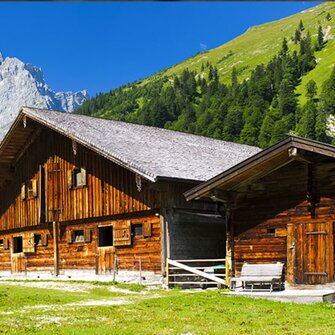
[225,204,234,276]
[160,211,166,276]
[165,257,169,287]
[139,256,142,285]
[53,221,59,276]
[225,255,229,288]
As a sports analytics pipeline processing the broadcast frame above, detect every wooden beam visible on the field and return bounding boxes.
[53,221,59,276]
[229,158,295,192]
[13,127,42,165]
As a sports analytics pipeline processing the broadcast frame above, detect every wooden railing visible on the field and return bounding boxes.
[166,257,229,288]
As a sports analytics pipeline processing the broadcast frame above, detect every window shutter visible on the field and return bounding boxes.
[21,183,26,200]
[67,170,73,189]
[80,167,87,186]
[32,180,38,198]
[41,233,48,247]
[113,220,131,246]
[143,221,152,238]
[66,229,73,244]
[84,227,92,243]
[3,238,9,250]
[23,232,35,253]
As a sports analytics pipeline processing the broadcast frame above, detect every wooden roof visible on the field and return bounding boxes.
[185,135,335,201]
[0,107,260,184]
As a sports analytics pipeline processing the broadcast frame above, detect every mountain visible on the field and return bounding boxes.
[75,3,335,148]
[0,53,88,139]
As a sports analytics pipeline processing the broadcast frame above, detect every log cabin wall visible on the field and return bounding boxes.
[0,127,162,273]
[0,215,161,274]
[231,159,335,284]
[0,127,160,230]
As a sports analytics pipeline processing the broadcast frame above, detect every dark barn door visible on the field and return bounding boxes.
[288,222,334,284]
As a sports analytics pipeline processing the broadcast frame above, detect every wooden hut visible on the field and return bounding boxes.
[0,107,259,281]
[185,135,335,285]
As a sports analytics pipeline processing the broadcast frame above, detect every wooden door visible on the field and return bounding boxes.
[287,222,334,284]
[11,252,26,273]
[46,163,62,222]
[96,247,115,274]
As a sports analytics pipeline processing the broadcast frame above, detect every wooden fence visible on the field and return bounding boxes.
[166,257,229,288]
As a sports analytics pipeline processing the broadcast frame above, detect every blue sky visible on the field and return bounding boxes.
[0,2,320,96]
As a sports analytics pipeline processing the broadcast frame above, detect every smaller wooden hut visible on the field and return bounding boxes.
[185,136,335,285]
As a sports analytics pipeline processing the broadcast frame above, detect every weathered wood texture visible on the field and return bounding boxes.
[231,159,335,284]
[0,128,160,230]
[0,216,161,273]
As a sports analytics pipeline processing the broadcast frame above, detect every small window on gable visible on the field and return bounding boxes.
[73,230,85,243]
[34,234,42,246]
[13,236,23,253]
[21,180,38,200]
[132,224,143,237]
[68,167,87,189]
[267,228,276,235]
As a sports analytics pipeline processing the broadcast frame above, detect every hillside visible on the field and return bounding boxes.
[75,3,335,148]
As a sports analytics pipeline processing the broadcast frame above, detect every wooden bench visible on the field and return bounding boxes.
[230,262,284,292]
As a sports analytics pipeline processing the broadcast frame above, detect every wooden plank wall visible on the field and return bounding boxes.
[232,161,308,274]
[232,159,335,282]
[0,128,160,230]
[0,215,161,273]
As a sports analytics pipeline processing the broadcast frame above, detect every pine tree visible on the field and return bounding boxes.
[326,12,332,21]
[299,19,304,31]
[278,79,297,117]
[281,37,288,55]
[316,25,324,51]
[293,29,301,43]
[319,66,335,115]
[306,80,317,100]
[231,67,239,99]
[222,105,244,142]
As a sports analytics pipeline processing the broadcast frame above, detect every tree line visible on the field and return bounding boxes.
[76,21,335,148]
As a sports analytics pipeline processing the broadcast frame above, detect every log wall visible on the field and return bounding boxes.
[232,159,335,284]
[0,128,160,230]
[0,215,161,273]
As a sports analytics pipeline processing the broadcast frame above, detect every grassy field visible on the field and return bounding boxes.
[0,281,335,334]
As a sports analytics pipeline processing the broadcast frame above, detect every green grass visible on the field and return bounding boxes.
[0,281,335,334]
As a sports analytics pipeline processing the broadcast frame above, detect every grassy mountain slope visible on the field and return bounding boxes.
[147,3,335,101]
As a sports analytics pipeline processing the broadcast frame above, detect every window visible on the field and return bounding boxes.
[68,167,87,188]
[0,239,3,250]
[34,234,42,246]
[132,224,143,237]
[267,228,276,234]
[13,236,23,253]
[74,230,85,243]
[99,226,113,247]
[21,180,37,200]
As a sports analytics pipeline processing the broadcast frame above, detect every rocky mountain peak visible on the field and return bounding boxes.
[0,53,88,140]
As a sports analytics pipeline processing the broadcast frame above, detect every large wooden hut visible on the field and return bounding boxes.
[0,107,259,281]
[185,136,335,285]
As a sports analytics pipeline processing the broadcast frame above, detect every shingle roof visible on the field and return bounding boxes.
[20,107,261,182]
